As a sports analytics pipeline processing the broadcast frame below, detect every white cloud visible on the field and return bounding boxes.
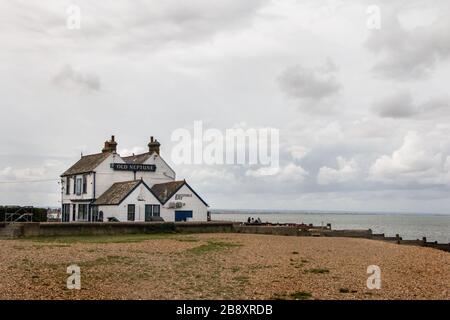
[246,162,308,182]
[52,64,101,92]
[119,146,147,157]
[317,157,360,185]
[287,145,310,161]
[0,166,46,181]
[368,131,449,185]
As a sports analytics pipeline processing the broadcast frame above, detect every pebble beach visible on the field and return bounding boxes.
[0,233,449,300]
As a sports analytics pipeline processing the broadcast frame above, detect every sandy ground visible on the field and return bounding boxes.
[0,233,449,300]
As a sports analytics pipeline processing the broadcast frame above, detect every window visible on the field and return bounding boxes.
[145,204,160,221]
[92,205,99,222]
[73,178,76,195]
[65,177,70,195]
[153,205,160,217]
[72,204,76,221]
[78,204,88,221]
[127,204,135,221]
[82,175,87,194]
[75,177,83,195]
[62,204,70,222]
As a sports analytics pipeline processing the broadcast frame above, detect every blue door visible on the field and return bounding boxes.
[175,210,193,222]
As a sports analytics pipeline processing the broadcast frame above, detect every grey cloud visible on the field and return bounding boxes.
[366,10,450,80]
[371,92,417,118]
[372,92,450,119]
[1,1,269,51]
[278,60,341,102]
[52,64,101,92]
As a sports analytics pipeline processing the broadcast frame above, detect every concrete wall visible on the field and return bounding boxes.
[18,221,234,237]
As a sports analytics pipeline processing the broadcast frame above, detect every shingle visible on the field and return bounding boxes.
[61,152,110,176]
[122,153,151,164]
[151,180,185,204]
[94,180,141,205]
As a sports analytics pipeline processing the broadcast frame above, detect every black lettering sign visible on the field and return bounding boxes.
[110,163,156,172]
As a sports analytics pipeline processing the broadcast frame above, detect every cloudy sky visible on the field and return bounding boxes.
[1,0,450,213]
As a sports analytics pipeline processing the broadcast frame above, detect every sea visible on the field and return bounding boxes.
[211,209,450,244]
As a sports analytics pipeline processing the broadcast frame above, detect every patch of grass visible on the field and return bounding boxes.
[231,266,240,273]
[187,241,241,254]
[22,233,177,244]
[306,268,329,274]
[248,264,272,270]
[272,292,288,300]
[79,255,137,267]
[339,288,350,293]
[233,276,250,284]
[32,244,71,248]
[290,291,312,300]
[292,251,299,254]
[176,237,199,242]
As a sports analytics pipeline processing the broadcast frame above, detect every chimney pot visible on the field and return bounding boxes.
[102,135,118,153]
[148,136,161,155]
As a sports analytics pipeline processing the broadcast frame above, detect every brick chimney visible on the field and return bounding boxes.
[148,136,160,155]
[102,135,117,153]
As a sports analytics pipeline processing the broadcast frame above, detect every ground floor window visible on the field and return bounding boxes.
[72,204,76,221]
[127,204,135,221]
[91,205,103,222]
[78,204,89,221]
[145,204,160,221]
[62,204,70,222]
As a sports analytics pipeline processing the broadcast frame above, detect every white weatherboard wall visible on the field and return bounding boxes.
[160,185,208,222]
[94,153,175,198]
[62,173,95,202]
[97,184,160,222]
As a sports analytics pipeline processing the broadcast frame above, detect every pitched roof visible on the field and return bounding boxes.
[61,152,110,176]
[93,180,142,205]
[151,180,208,206]
[122,152,151,164]
[151,180,185,204]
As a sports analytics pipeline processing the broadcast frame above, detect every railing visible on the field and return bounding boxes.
[4,206,34,223]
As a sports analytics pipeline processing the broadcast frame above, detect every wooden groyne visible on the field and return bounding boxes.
[233,222,450,253]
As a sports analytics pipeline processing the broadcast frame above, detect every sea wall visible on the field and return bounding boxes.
[10,221,234,237]
[1,221,449,253]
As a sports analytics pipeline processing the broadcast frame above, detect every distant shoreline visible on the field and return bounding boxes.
[211,209,450,216]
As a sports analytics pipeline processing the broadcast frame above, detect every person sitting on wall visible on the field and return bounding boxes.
[247,217,251,224]
[256,217,262,224]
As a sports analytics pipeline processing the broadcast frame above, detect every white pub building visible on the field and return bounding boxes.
[60,136,209,222]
